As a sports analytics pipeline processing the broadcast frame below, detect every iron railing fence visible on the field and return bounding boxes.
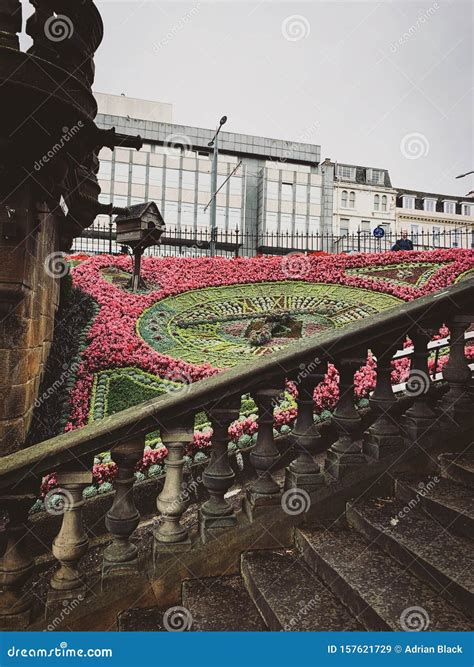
[71,224,474,258]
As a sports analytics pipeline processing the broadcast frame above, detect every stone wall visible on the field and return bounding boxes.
[0,184,61,454]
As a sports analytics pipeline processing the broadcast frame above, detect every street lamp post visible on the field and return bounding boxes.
[208,115,227,257]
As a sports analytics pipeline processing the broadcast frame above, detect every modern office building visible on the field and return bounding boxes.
[73,93,334,255]
[72,93,473,255]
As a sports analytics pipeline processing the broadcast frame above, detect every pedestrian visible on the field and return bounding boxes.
[391,230,414,251]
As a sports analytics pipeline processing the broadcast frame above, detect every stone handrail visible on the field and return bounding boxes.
[0,277,472,627]
[0,279,472,489]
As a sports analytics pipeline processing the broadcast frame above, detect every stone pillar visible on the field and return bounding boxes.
[199,396,241,542]
[245,387,282,521]
[103,437,145,573]
[285,368,326,491]
[154,421,194,555]
[403,326,437,449]
[0,491,35,628]
[439,316,472,428]
[49,468,92,604]
[325,357,365,479]
[363,341,404,460]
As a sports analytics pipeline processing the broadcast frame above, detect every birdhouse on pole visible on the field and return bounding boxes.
[115,201,165,291]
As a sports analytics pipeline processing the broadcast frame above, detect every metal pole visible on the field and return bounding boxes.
[108,214,113,254]
[209,139,218,257]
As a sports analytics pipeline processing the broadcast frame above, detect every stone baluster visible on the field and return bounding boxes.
[0,0,22,50]
[285,365,326,492]
[199,396,241,542]
[245,386,283,521]
[49,467,92,603]
[154,420,194,555]
[325,356,365,480]
[439,316,472,427]
[0,491,35,628]
[103,437,145,573]
[363,341,404,460]
[403,325,437,448]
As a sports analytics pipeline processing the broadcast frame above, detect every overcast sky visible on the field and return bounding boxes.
[23,1,474,196]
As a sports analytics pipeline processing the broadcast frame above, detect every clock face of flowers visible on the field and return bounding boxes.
[137,281,402,368]
[64,249,474,432]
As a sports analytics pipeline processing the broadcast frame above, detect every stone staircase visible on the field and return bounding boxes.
[118,448,473,632]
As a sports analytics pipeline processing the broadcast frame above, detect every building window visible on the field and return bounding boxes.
[452,229,459,247]
[367,169,384,184]
[199,173,211,192]
[349,191,356,208]
[443,200,456,214]
[114,162,129,183]
[340,218,349,236]
[381,195,388,211]
[266,180,279,199]
[149,166,163,186]
[98,160,112,180]
[423,198,436,212]
[181,203,194,228]
[281,182,293,202]
[265,212,278,233]
[402,195,415,209]
[165,201,178,227]
[432,226,440,247]
[132,164,146,185]
[361,221,371,233]
[374,194,380,211]
[228,208,241,230]
[280,213,292,233]
[341,190,348,207]
[461,202,473,216]
[296,184,307,203]
[310,187,320,204]
[411,224,419,237]
[181,170,195,191]
[337,165,355,181]
[230,177,242,197]
[165,169,180,189]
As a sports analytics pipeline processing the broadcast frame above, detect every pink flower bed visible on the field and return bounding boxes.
[66,249,473,432]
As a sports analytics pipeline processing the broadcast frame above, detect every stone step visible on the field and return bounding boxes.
[181,575,266,631]
[395,475,474,538]
[346,498,473,617]
[296,526,471,631]
[439,451,474,490]
[241,550,361,631]
[117,607,164,631]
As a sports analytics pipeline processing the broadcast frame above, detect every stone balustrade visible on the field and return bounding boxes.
[0,279,472,626]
